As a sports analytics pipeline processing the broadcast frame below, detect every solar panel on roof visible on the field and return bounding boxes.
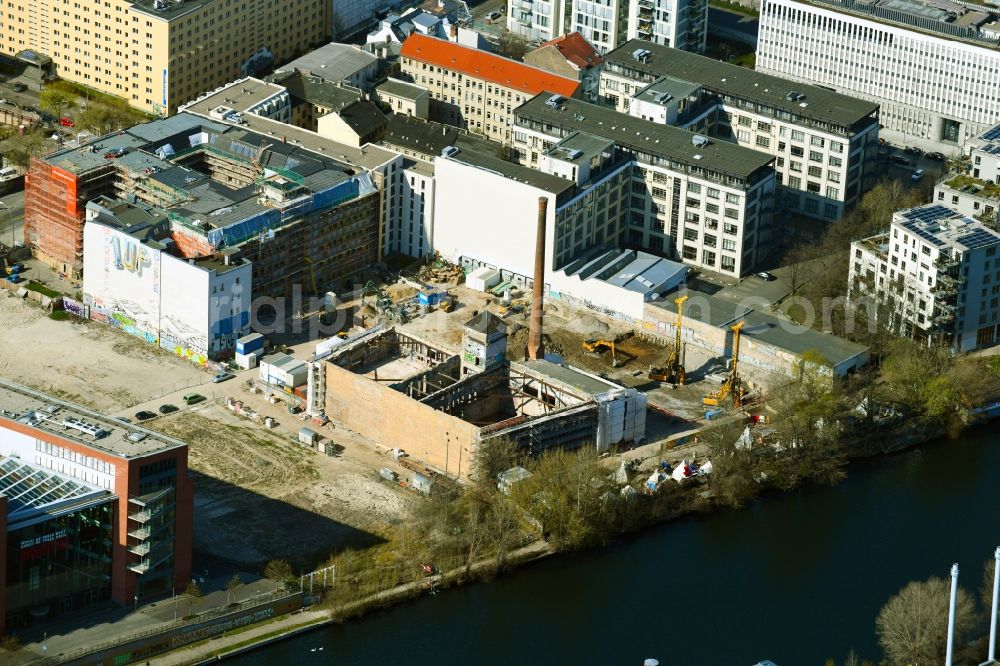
[981,124,1000,141]
[957,229,1000,250]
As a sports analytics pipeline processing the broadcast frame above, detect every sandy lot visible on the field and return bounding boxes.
[150,394,416,570]
[0,291,207,410]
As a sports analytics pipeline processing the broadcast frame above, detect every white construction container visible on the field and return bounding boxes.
[466,267,501,292]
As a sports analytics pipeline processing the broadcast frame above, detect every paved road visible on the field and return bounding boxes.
[0,189,25,246]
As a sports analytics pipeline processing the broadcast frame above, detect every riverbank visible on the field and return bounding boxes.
[148,541,554,665]
[222,426,1000,665]
[145,420,995,665]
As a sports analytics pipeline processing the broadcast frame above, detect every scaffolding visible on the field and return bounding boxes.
[24,159,115,274]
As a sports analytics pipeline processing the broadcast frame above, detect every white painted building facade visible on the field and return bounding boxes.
[626,0,707,52]
[757,0,1000,152]
[849,205,1000,352]
[81,208,252,365]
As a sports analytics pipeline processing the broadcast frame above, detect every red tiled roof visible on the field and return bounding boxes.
[536,32,604,70]
[400,34,580,97]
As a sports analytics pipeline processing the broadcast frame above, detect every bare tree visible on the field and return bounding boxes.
[876,576,976,666]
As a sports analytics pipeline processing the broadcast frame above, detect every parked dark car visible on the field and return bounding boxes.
[903,146,923,155]
[135,410,157,421]
[158,404,179,415]
[12,83,26,93]
[926,152,946,161]
[183,393,206,405]
[889,155,911,166]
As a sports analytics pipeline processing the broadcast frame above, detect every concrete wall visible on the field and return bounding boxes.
[324,362,479,478]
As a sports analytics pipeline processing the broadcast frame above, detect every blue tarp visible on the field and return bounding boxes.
[205,177,368,249]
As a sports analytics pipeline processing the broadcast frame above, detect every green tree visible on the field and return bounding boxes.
[876,575,976,666]
[38,88,76,119]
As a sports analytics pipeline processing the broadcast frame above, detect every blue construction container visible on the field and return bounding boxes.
[236,332,264,356]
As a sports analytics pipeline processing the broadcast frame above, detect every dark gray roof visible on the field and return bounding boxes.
[515,95,775,182]
[338,100,389,139]
[381,114,459,156]
[377,78,427,100]
[443,146,576,194]
[606,40,880,131]
[268,70,361,111]
[465,311,507,335]
[648,288,869,367]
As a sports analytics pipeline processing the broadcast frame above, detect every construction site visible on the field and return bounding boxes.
[24,112,384,294]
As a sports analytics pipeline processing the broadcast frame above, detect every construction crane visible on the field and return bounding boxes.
[649,295,688,385]
[703,321,750,408]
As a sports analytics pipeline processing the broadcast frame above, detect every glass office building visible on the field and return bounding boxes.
[1,457,115,631]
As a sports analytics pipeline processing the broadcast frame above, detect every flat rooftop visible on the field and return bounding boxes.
[516,94,775,182]
[606,40,881,130]
[894,204,1000,251]
[648,288,869,367]
[441,146,576,194]
[515,359,622,397]
[786,0,1000,51]
[275,43,378,82]
[0,378,187,459]
[129,0,213,20]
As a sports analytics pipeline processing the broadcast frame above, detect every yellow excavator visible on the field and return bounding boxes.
[703,321,750,407]
[582,338,633,368]
[649,295,688,385]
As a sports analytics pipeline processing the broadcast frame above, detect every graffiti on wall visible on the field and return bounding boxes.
[111,235,152,277]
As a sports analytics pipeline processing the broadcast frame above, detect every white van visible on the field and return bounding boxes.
[0,167,18,181]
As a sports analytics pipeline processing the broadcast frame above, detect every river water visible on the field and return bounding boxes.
[233,427,998,665]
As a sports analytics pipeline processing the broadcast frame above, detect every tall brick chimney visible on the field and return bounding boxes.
[527,197,547,360]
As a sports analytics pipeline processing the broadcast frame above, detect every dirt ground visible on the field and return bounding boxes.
[149,393,417,570]
[395,284,724,423]
[0,290,207,410]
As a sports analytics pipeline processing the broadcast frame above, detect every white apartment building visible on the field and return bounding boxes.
[757,0,1000,153]
[398,33,580,145]
[507,0,567,44]
[849,204,1000,352]
[626,0,707,52]
[934,124,1000,222]
[508,0,705,54]
[601,40,881,220]
[513,95,777,276]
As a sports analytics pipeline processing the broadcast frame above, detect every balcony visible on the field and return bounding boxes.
[128,560,151,575]
[128,526,151,541]
[637,0,654,7]
[128,542,151,557]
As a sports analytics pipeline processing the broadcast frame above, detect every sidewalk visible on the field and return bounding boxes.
[147,609,331,666]
[9,577,282,665]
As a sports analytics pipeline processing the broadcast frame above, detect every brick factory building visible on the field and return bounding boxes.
[0,379,193,637]
[25,111,383,295]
